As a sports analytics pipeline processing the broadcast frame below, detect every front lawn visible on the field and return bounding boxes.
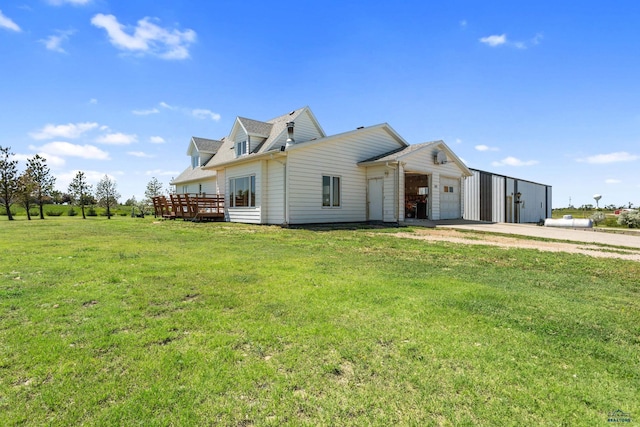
[0,218,638,425]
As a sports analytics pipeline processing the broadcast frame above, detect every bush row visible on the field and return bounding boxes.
[1,205,135,217]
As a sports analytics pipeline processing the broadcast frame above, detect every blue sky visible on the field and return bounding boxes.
[1,1,639,208]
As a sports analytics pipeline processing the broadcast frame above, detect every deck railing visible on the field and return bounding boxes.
[152,194,225,221]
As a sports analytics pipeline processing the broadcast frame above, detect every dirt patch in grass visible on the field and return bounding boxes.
[392,229,640,262]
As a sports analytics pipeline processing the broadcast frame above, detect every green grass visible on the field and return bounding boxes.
[0,217,638,426]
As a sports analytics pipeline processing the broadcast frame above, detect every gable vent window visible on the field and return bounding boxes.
[235,140,248,157]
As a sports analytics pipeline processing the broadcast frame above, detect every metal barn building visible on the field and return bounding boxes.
[463,169,552,223]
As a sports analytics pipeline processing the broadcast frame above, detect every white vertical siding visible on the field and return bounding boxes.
[463,171,481,221]
[287,128,404,224]
[492,175,505,222]
[506,178,515,223]
[517,180,548,223]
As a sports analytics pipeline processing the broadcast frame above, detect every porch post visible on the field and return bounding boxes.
[398,163,405,222]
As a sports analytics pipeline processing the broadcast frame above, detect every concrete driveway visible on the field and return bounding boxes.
[431,221,640,249]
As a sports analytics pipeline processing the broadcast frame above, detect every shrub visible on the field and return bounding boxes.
[68,207,77,216]
[590,212,606,226]
[86,207,97,217]
[29,209,40,217]
[0,208,17,216]
[45,210,63,216]
[617,211,640,228]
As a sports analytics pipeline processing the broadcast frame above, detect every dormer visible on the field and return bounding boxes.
[230,117,273,158]
[187,137,224,168]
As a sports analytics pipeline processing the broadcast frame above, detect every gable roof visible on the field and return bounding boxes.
[187,137,224,156]
[206,106,325,168]
[236,117,273,138]
[359,140,472,176]
[171,165,216,185]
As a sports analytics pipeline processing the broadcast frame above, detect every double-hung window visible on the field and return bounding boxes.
[322,175,341,207]
[235,140,248,157]
[230,175,255,207]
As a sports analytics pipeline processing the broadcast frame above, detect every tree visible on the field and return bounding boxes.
[16,168,37,220]
[68,171,92,219]
[145,177,164,217]
[0,146,19,220]
[95,175,120,219]
[27,154,56,219]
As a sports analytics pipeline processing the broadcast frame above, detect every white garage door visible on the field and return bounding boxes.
[440,177,461,219]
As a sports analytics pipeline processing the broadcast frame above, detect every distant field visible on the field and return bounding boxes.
[0,217,638,425]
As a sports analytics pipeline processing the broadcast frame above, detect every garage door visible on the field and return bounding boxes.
[440,177,461,219]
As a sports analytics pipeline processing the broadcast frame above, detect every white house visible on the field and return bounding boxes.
[171,137,223,195]
[171,106,550,225]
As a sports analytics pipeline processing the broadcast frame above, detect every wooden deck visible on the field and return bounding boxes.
[152,194,225,221]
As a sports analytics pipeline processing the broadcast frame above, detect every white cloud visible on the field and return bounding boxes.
[31,141,110,160]
[127,151,154,158]
[475,144,499,152]
[145,169,179,177]
[91,14,196,60]
[11,153,31,162]
[47,0,91,5]
[480,33,541,49]
[89,98,98,104]
[455,138,462,144]
[192,109,221,121]
[149,136,165,144]
[459,20,467,28]
[0,10,22,32]
[132,108,159,116]
[605,178,621,184]
[38,153,66,167]
[479,34,506,47]
[491,156,539,167]
[95,132,138,145]
[40,30,75,53]
[577,151,639,164]
[13,152,65,167]
[159,101,175,110]
[30,122,99,140]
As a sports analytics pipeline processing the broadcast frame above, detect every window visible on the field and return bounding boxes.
[191,154,199,168]
[235,140,247,157]
[230,175,255,207]
[322,175,341,207]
